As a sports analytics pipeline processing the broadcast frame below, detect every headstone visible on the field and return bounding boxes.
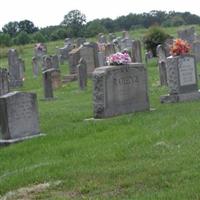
[51,69,61,89]
[77,58,87,90]
[32,56,39,77]
[122,31,129,39]
[68,48,81,74]
[98,52,106,67]
[99,35,107,43]
[178,27,195,45]
[160,55,200,103]
[57,45,73,64]
[51,55,59,69]
[80,44,95,73]
[108,33,116,43]
[44,56,53,71]
[0,68,9,96]
[8,49,23,87]
[93,63,150,118]
[34,43,47,60]
[0,91,40,140]
[76,38,86,47]
[156,44,166,62]
[132,40,142,63]
[158,61,168,86]
[104,43,115,57]
[64,38,73,46]
[192,41,200,62]
[120,38,133,51]
[42,69,54,99]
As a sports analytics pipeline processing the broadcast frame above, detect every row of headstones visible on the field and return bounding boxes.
[1,54,199,143]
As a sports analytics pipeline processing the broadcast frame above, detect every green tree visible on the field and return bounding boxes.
[2,21,19,36]
[61,10,86,37]
[0,33,12,46]
[18,20,38,34]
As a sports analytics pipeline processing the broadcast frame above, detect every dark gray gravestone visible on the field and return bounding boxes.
[158,61,168,86]
[0,91,40,140]
[77,58,87,90]
[42,68,54,99]
[0,68,9,96]
[32,56,39,77]
[178,27,195,45]
[132,40,142,63]
[93,63,150,118]
[161,55,200,103]
[98,52,106,67]
[51,55,59,69]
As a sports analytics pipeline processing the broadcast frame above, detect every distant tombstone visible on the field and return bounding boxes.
[80,44,95,73]
[18,57,25,80]
[158,61,168,86]
[156,44,166,62]
[104,43,115,57]
[0,68,9,96]
[91,42,100,68]
[51,69,61,89]
[163,38,173,57]
[32,57,39,77]
[64,38,73,46]
[77,58,87,90]
[34,43,47,59]
[99,35,107,43]
[0,91,40,140]
[98,52,106,67]
[51,55,59,69]
[44,56,53,70]
[68,48,81,74]
[178,27,195,45]
[132,40,142,63]
[93,63,150,118]
[192,41,200,62]
[42,69,54,99]
[161,55,200,103]
[57,45,73,64]
[76,38,86,47]
[120,38,133,51]
[122,31,129,39]
[8,49,23,87]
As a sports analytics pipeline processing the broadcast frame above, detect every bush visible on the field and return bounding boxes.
[15,31,31,45]
[0,33,12,47]
[32,32,47,43]
[143,26,171,56]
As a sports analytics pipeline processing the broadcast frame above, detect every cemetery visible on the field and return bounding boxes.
[1,25,200,199]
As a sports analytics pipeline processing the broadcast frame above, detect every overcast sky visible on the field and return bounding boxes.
[1,0,200,30]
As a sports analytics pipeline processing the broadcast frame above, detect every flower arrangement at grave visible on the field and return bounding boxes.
[170,38,191,56]
[106,51,131,65]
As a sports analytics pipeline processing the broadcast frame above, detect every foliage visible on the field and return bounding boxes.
[18,20,38,34]
[2,21,19,37]
[0,33,12,46]
[15,31,31,45]
[32,32,47,43]
[61,9,86,37]
[143,26,171,56]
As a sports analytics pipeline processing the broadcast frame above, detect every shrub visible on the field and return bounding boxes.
[143,26,171,56]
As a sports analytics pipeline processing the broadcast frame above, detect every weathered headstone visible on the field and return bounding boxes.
[98,52,106,67]
[161,55,200,103]
[178,27,195,45]
[99,35,107,43]
[32,56,39,77]
[93,63,150,118]
[132,40,142,63]
[0,68,9,96]
[42,69,54,99]
[77,58,87,90]
[68,48,81,74]
[64,38,73,46]
[76,38,86,47]
[51,69,61,89]
[104,43,115,57]
[156,44,166,62]
[51,55,59,69]
[192,41,200,62]
[158,61,168,86]
[34,43,47,60]
[0,91,40,141]
[122,31,129,39]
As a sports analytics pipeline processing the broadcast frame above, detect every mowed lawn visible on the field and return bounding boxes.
[1,26,200,199]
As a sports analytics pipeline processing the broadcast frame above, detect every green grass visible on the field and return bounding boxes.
[1,25,200,199]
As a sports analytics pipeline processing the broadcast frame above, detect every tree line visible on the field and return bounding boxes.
[1,10,200,46]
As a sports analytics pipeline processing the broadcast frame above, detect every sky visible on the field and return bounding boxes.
[1,0,200,30]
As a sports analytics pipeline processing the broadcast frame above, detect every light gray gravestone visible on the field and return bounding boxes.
[0,68,9,96]
[93,63,150,118]
[32,56,39,78]
[0,91,40,141]
[132,40,142,63]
